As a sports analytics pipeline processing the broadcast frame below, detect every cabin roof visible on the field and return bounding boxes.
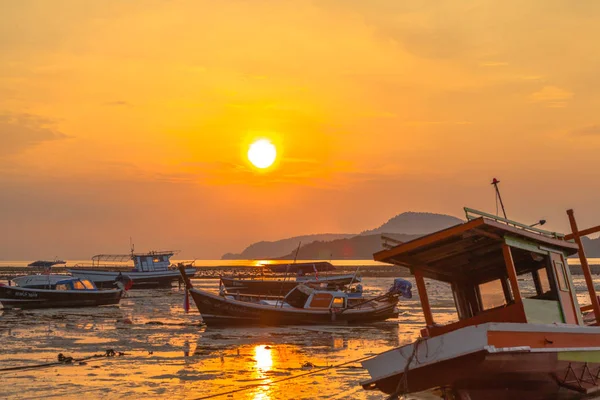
[27,260,66,267]
[374,217,579,282]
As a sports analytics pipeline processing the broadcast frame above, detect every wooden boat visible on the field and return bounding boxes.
[0,277,123,309]
[68,251,196,289]
[221,262,361,295]
[179,265,403,326]
[361,207,600,400]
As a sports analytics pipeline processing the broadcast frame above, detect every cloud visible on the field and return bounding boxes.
[479,62,509,67]
[529,86,573,108]
[104,100,131,106]
[0,113,68,156]
[571,125,600,136]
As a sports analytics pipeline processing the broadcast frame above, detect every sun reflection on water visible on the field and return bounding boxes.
[254,344,273,372]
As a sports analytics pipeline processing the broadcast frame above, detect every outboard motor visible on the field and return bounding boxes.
[115,273,134,291]
[388,278,412,299]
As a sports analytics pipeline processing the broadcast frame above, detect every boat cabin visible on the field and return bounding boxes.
[374,208,597,338]
[283,284,349,309]
[91,251,175,272]
[55,278,98,291]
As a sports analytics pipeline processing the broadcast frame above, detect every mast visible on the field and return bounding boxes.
[491,178,507,219]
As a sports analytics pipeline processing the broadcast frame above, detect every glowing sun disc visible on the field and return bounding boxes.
[248,139,277,169]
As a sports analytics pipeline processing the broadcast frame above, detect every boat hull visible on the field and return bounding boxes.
[189,288,398,326]
[68,268,197,289]
[0,285,122,310]
[221,274,359,296]
[361,322,600,399]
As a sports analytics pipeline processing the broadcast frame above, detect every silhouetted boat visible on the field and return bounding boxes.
[179,265,406,326]
[221,262,361,295]
[361,207,600,399]
[0,277,123,309]
[68,251,196,288]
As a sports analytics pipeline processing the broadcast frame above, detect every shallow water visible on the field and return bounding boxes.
[1,277,599,399]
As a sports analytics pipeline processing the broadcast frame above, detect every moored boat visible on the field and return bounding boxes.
[68,250,196,289]
[0,277,123,309]
[11,260,71,289]
[361,207,600,399]
[179,265,407,326]
[221,261,361,295]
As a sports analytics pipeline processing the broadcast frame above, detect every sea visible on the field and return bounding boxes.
[1,262,600,399]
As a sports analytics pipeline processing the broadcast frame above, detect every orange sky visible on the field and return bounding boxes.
[1,1,600,259]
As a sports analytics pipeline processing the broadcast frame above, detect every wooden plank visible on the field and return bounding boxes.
[488,330,600,349]
[567,209,600,324]
[522,299,564,324]
[504,235,548,255]
[415,270,434,326]
[565,224,600,240]
[503,244,523,305]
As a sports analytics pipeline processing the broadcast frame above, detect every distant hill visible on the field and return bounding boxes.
[361,212,464,236]
[221,233,355,260]
[276,233,421,260]
[221,211,464,260]
[580,236,600,258]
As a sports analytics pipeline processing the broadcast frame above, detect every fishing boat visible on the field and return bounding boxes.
[68,250,196,289]
[0,277,123,309]
[179,265,407,326]
[11,260,71,289]
[361,207,600,399]
[220,262,361,296]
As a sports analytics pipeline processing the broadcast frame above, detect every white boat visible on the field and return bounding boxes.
[11,260,71,289]
[68,250,196,289]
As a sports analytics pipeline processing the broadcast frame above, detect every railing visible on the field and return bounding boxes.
[464,207,564,239]
[381,235,404,250]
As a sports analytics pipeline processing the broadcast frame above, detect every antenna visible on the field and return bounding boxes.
[293,241,302,264]
[130,237,135,255]
[491,178,507,219]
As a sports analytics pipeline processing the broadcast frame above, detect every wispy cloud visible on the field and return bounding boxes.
[104,100,132,106]
[479,61,508,67]
[571,125,600,136]
[0,112,68,156]
[529,86,573,108]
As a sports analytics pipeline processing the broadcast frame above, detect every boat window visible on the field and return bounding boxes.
[478,279,507,310]
[81,280,95,290]
[284,287,311,308]
[332,297,345,308]
[153,256,162,263]
[56,284,68,291]
[73,281,86,290]
[309,293,333,308]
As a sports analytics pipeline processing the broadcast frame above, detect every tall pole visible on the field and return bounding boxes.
[491,178,507,219]
[567,209,600,324]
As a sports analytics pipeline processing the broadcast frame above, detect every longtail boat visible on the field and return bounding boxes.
[179,265,406,326]
[361,207,600,399]
[220,262,361,295]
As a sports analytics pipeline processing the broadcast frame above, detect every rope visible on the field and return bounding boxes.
[0,349,127,374]
[192,353,376,400]
[387,337,426,400]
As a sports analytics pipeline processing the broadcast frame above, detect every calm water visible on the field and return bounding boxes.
[2,276,600,399]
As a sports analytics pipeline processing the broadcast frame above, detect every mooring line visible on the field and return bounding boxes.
[192,354,376,400]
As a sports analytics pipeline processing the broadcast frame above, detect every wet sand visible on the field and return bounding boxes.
[1,277,598,399]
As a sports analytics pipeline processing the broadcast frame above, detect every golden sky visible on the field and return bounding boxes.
[1,1,600,259]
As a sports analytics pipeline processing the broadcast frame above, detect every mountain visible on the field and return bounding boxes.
[221,233,355,260]
[221,211,464,260]
[276,233,421,260]
[361,212,464,236]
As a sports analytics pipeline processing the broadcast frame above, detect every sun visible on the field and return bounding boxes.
[248,139,277,169]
